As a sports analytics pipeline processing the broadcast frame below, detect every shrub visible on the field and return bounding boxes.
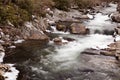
[14,0,33,14]
[53,0,71,11]
[0,3,31,27]
[32,0,54,16]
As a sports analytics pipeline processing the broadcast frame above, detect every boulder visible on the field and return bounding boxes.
[56,24,66,31]
[80,15,90,19]
[111,12,120,23]
[29,30,49,40]
[102,41,120,60]
[53,37,62,45]
[73,15,90,19]
[23,29,49,41]
[70,23,89,34]
[82,48,100,55]
[53,37,68,45]
[114,27,120,35]
[100,50,115,56]
[117,2,120,13]
[63,37,75,42]
[22,18,49,41]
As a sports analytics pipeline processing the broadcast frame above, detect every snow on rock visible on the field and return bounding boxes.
[14,39,25,44]
[0,52,5,63]
[3,64,19,80]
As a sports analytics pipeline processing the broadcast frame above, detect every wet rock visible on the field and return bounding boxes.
[63,37,75,42]
[53,37,62,45]
[103,30,114,35]
[27,30,49,40]
[79,53,119,72]
[79,9,89,14]
[56,24,66,31]
[114,27,120,35]
[22,22,49,41]
[111,12,120,23]
[82,48,100,55]
[117,2,120,13]
[53,37,68,45]
[73,15,90,19]
[100,49,116,56]
[102,41,120,60]
[112,41,120,60]
[70,23,89,34]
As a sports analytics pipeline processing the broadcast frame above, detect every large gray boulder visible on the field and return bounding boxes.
[22,22,49,41]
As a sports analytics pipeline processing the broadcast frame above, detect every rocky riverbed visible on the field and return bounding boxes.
[1,2,120,80]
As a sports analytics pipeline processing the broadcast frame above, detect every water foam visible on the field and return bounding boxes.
[3,64,19,80]
[48,34,115,70]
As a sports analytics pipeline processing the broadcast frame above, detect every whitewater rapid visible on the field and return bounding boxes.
[45,3,120,70]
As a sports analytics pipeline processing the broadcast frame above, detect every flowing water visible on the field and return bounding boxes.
[4,3,120,80]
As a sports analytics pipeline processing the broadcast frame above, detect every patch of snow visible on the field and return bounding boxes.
[0,40,5,43]
[0,52,5,63]
[9,46,16,49]
[25,22,33,28]
[14,39,24,44]
[45,30,51,33]
[4,64,19,80]
[115,35,120,41]
[32,15,36,19]
[87,14,94,19]
[47,19,55,24]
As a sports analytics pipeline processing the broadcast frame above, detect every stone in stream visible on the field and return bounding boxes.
[114,26,120,35]
[99,41,120,60]
[100,49,116,56]
[22,19,50,41]
[53,37,62,44]
[63,37,75,42]
[111,12,120,23]
[53,37,68,45]
[70,23,89,34]
[117,2,120,13]
[73,15,90,19]
[77,53,120,80]
[81,48,100,55]
[56,24,66,31]
[28,30,49,40]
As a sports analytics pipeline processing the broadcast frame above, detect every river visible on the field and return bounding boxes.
[4,3,120,80]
